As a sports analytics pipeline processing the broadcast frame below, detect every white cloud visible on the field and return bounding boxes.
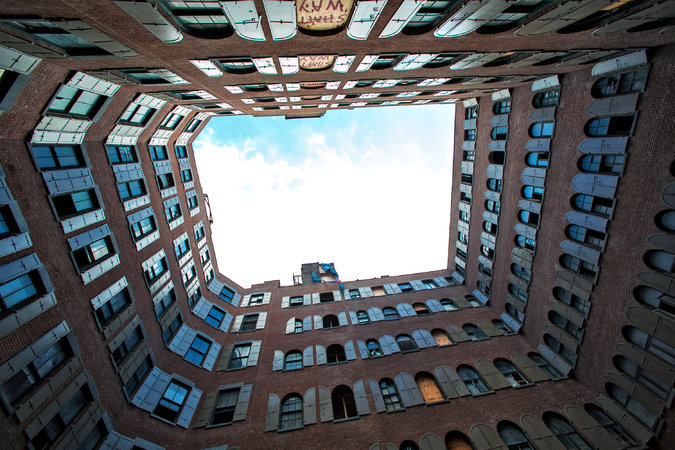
[193,106,454,287]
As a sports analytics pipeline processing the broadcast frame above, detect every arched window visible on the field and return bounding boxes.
[522,185,544,201]
[578,154,625,174]
[432,328,452,346]
[591,68,649,98]
[566,225,605,249]
[497,422,533,450]
[533,89,560,108]
[585,116,634,136]
[396,334,418,352]
[463,324,487,341]
[483,221,497,234]
[614,355,670,400]
[402,2,456,35]
[526,152,548,167]
[413,303,430,315]
[440,298,458,311]
[607,382,659,429]
[585,404,638,447]
[331,385,358,420]
[415,372,444,403]
[458,366,490,395]
[379,378,403,412]
[383,307,400,320]
[284,351,303,370]
[518,210,540,227]
[159,1,233,39]
[294,319,303,333]
[279,394,303,430]
[655,210,675,232]
[634,286,675,315]
[400,440,419,450]
[548,311,583,340]
[544,334,575,364]
[508,284,527,302]
[529,122,554,137]
[511,264,531,282]
[356,310,370,323]
[543,413,592,449]
[489,151,505,165]
[487,178,502,192]
[491,126,508,140]
[323,314,339,328]
[645,250,675,272]
[241,84,268,92]
[445,431,473,450]
[515,235,535,251]
[560,254,598,280]
[528,352,562,379]
[481,245,495,260]
[571,194,613,216]
[366,339,382,357]
[493,100,511,114]
[492,319,513,335]
[485,199,500,213]
[217,58,257,74]
[326,344,346,364]
[623,326,675,366]
[553,287,590,316]
[495,359,529,387]
[506,303,524,323]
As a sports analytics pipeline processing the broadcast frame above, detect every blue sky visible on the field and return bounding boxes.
[193,104,455,287]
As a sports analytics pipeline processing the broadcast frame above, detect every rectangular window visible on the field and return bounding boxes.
[149,145,168,161]
[112,326,142,365]
[153,381,189,422]
[200,249,210,266]
[175,146,188,159]
[205,306,225,328]
[205,269,214,284]
[154,288,176,318]
[47,85,105,119]
[219,286,234,303]
[95,287,131,327]
[0,271,45,315]
[117,179,146,201]
[180,169,193,182]
[52,189,99,219]
[249,293,264,305]
[210,389,239,425]
[2,19,110,57]
[0,205,19,239]
[182,265,196,287]
[463,150,475,161]
[130,216,156,241]
[185,118,202,132]
[398,283,413,292]
[106,145,138,164]
[349,289,361,299]
[159,112,183,129]
[188,286,201,309]
[195,225,205,242]
[0,337,71,406]
[239,314,258,332]
[31,386,91,449]
[163,314,182,343]
[145,258,168,285]
[422,279,438,289]
[119,103,155,125]
[187,195,199,210]
[371,286,386,296]
[31,145,85,170]
[72,237,114,272]
[124,356,152,397]
[464,129,476,141]
[185,336,211,366]
[289,296,303,307]
[166,203,182,222]
[157,173,176,190]
[175,238,190,259]
[227,344,251,370]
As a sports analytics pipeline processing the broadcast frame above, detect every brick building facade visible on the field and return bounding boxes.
[0,1,672,449]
